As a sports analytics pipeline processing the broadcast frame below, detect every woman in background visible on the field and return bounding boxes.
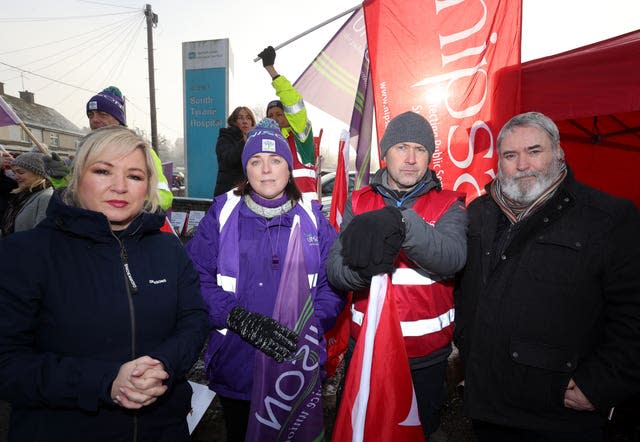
[213,106,256,196]
[0,126,208,442]
[1,151,53,236]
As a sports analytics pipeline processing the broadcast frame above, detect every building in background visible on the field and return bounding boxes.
[0,82,86,156]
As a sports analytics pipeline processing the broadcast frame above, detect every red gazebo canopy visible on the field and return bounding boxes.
[521,30,640,206]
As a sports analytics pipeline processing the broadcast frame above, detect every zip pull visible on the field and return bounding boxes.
[119,243,138,295]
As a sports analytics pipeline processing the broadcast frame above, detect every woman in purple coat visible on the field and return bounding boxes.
[187,119,344,441]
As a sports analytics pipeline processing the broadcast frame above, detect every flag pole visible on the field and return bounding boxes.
[19,122,49,154]
[0,95,49,154]
[253,4,361,62]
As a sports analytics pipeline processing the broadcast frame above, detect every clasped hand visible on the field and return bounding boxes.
[111,356,169,409]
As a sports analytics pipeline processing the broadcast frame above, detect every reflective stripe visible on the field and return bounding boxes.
[296,120,312,141]
[308,273,318,289]
[301,191,318,202]
[218,272,315,293]
[217,274,237,293]
[351,305,455,337]
[292,168,316,179]
[400,308,455,336]
[351,304,365,325]
[299,195,318,229]
[218,192,241,232]
[391,268,435,285]
[283,99,305,115]
[157,181,171,191]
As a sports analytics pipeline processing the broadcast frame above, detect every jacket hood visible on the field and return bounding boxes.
[40,189,165,242]
[219,125,244,140]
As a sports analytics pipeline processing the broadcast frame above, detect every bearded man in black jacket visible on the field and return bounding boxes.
[455,111,640,442]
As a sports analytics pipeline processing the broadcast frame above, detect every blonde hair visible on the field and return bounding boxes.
[11,177,49,194]
[63,126,159,213]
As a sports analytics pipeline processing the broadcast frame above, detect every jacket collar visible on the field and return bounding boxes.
[483,169,577,259]
[369,168,441,205]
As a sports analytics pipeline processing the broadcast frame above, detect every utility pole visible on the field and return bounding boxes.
[144,4,159,152]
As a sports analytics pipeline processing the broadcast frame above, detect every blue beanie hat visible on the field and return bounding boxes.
[242,118,292,173]
[86,86,126,126]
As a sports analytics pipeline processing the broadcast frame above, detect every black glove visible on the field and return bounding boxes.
[43,152,70,179]
[258,46,276,67]
[227,306,298,362]
[341,206,406,270]
[355,230,404,279]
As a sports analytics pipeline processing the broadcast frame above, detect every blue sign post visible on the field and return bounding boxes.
[182,39,230,198]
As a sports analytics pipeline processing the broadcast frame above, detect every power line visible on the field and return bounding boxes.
[50,17,144,110]
[78,0,141,10]
[10,15,140,71]
[107,19,146,81]
[0,15,138,56]
[0,11,137,23]
[34,16,144,94]
[0,61,96,93]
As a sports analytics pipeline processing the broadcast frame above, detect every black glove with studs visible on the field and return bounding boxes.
[227,306,298,362]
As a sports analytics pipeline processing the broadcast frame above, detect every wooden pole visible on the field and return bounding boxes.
[145,4,159,153]
[19,122,49,154]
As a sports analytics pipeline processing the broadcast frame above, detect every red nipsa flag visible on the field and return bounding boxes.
[332,274,424,442]
[364,0,522,203]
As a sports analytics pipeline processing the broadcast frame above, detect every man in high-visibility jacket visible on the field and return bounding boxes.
[85,86,173,211]
[258,46,317,199]
[326,111,468,440]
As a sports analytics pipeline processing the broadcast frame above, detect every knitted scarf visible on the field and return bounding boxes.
[490,164,567,224]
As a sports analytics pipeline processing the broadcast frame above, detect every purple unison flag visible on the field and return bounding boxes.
[246,219,325,442]
[350,50,375,189]
[0,96,22,127]
[294,8,367,126]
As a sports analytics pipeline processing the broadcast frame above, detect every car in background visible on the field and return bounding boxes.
[319,171,375,217]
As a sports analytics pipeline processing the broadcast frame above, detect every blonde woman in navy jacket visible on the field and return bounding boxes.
[0,126,208,442]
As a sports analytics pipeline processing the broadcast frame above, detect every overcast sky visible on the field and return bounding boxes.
[1,0,639,151]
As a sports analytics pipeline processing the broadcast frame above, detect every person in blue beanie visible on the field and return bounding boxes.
[85,86,173,211]
[187,118,344,441]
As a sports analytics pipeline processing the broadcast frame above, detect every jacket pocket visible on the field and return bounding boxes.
[510,338,577,373]
[505,338,576,409]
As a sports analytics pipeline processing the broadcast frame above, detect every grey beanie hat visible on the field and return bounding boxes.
[380,111,436,159]
[11,152,46,177]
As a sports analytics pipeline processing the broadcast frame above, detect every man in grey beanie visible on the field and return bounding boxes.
[326,111,468,440]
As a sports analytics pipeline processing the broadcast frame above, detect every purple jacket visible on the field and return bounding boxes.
[186,193,344,400]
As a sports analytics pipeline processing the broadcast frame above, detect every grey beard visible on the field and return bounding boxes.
[498,159,564,204]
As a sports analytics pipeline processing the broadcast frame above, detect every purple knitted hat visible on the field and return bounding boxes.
[86,86,126,126]
[241,118,292,172]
